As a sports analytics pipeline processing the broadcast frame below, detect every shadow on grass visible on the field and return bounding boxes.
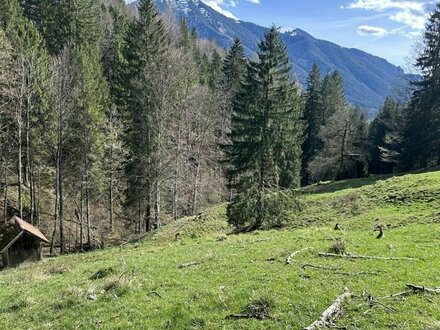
[300,174,393,194]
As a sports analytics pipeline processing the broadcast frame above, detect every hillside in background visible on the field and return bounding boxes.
[130,0,415,116]
[1,170,440,329]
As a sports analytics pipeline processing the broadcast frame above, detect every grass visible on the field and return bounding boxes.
[1,171,440,329]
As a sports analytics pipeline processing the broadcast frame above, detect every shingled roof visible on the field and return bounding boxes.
[0,217,49,253]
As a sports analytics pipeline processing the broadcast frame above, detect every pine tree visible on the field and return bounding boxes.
[308,106,367,182]
[5,0,52,224]
[301,64,322,185]
[222,38,247,93]
[369,97,403,174]
[225,26,302,230]
[122,0,168,232]
[320,70,346,121]
[401,4,440,170]
[101,1,130,234]
[220,38,247,192]
[208,49,223,90]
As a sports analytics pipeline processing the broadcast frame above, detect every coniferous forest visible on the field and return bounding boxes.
[1,0,440,253]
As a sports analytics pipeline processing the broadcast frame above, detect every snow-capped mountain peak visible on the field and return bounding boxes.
[279,27,298,36]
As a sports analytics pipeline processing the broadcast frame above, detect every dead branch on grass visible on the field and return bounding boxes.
[303,288,352,330]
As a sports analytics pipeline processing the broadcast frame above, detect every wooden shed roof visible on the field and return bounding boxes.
[0,217,49,253]
[14,217,49,243]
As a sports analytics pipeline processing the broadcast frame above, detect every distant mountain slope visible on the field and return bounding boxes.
[130,0,413,116]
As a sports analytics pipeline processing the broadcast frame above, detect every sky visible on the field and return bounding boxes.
[200,0,438,69]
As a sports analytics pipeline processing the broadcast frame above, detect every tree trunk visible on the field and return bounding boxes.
[86,178,91,247]
[172,124,181,220]
[17,108,23,219]
[338,122,349,181]
[36,170,41,225]
[80,180,84,251]
[29,164,34,224]
[191,161,200,216]
[50,148,60,255]
[155,174,161,228]
[137,200,142,234]
[109,169,114,233]
[59,147,64,254]
[3,164,7,223]
[146,182,151,232]
[24,95,31,187]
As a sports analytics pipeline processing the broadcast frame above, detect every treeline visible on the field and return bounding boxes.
[0,0,229,252]
[0,0,439,249]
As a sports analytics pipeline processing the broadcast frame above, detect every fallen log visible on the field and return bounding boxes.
[147,291,163,298]
[384,284,440,299]
[177,261,201,269]
[302,264,382,276]
[303,288,352,330]
[407,284,440,294]
[318,252,419,261]
[286,248,310,264]
[302,264,341,271]
[334,271,382,276]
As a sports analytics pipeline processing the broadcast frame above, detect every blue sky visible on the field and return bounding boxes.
[201,0,437,69]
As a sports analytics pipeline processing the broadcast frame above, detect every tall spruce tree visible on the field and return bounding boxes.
[320,70,346,121]
[208,49,223,90]
[301,64,322,185]
[220,38,247,191]
[5,0,52,224]
[222,38,247,93]
[369,97,403,174]
[225,26,302,230]
[122,0,168,232]
[401,4,440,170]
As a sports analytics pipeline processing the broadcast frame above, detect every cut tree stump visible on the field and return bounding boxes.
[303,288,352,330]
[318,252,419,261]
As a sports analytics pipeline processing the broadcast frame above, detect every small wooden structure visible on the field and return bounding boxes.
[0,217,49,268]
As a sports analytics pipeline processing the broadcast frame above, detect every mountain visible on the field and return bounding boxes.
[129,0,413,117]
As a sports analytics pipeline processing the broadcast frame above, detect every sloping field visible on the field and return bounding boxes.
[1,171,440,329]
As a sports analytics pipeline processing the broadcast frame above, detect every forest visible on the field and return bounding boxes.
[0,0,439,253]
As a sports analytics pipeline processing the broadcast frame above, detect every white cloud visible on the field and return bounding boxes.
[343,0,426,12]
[343,0,435,30]
[390,10,427,29]
[357,25,388,36]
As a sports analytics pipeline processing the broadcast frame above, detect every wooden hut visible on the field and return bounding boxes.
[0,217,49,268]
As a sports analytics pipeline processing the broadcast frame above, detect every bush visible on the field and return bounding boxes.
[227,187,299,230]
[329,238,347,255]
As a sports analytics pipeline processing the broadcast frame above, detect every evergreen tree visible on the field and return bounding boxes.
[225,26,302,230]
[220,38,247,191]
[122,0,168,232]
[5,0,52,224]
[401,4,440,170]
[308,106,368,182]
[369,97,403,174]
[222,38,247,93]
[320,70,346,121]
[178,18,194,50]
[301,64,322,185]
[208,49,223,90]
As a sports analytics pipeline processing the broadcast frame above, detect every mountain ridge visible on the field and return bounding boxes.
[130,0,413,116]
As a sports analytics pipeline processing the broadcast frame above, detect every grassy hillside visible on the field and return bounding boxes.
[1,171,440,329]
